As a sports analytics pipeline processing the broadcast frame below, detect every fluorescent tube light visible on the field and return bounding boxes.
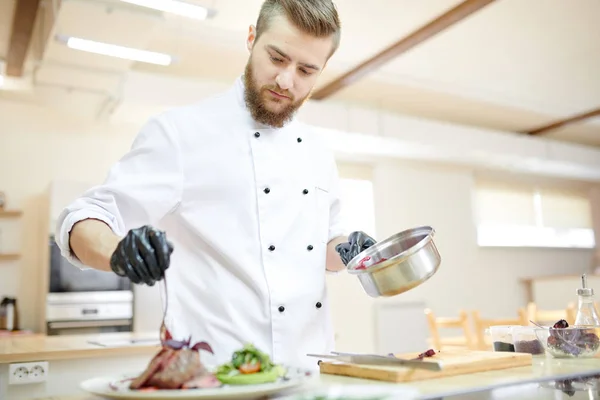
[120,0,214,20]
[61,36,172,66]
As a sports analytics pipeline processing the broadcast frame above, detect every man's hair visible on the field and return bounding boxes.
[255,0,341,57]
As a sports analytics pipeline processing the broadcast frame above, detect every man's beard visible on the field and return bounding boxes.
[243,60,306,128]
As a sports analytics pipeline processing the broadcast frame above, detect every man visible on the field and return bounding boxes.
[56,0,375,371]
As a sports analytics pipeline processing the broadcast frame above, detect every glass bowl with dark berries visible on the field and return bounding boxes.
[535,319,600,358]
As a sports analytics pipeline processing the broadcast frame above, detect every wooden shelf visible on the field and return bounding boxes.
[0,254,20,261]
[0,210,22,218]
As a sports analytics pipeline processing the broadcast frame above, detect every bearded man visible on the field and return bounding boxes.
[56,0,376,371]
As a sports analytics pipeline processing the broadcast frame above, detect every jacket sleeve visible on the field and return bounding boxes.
[55,115,184,269]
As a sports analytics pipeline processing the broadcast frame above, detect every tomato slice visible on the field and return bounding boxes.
[239,362,261,374]
[138,387,158,392]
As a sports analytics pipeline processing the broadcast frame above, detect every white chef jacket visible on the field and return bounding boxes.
[55,75,347,372]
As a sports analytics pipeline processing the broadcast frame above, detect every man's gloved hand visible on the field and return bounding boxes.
[335,231,377,266]
[110,225,173,286]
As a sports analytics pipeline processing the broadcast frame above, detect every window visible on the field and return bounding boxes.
[473,181,595,248]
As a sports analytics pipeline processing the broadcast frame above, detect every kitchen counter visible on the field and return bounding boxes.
[27,356,600,400]
[0,331,160,363]
[0,329,39,337]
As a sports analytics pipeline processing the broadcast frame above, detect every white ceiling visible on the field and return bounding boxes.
[0,0,599,147]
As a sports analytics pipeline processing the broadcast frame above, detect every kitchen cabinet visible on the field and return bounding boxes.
[0,209,22,262]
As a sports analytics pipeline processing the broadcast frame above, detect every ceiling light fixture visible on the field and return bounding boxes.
[56,35,172,66]
[120,0,215,20]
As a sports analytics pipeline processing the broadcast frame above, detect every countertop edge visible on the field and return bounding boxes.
[0,345,160,364]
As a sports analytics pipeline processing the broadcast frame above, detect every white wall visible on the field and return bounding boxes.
[371,161,594,317]
[325,160,596,353]
[0,99,598,350]
[592,187,600,270]
[0,100,138,331]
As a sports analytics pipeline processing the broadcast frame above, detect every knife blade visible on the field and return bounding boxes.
[307,352,443,371]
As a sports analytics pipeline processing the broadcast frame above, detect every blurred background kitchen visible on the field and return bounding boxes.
[0,0,599,356]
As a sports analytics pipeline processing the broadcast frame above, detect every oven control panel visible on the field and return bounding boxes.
[46,303,133,322]
[46,301,133,321]
[46,291,134,322]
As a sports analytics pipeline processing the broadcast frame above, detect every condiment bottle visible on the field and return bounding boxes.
[0,297,6,330]
[0,297,18,331]
[574,274,600,327]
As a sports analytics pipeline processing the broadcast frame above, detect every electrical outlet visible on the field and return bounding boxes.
[10,366,28,383]
[29,363,48,382]
[9,362,49,384]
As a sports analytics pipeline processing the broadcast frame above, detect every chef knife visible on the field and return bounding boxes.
[307,352,443,371]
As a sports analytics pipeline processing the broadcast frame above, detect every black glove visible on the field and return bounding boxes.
[335,231,377,266]
[110,225,173,286]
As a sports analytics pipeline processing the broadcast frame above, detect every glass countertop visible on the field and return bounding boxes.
[419,357,600,400]
[432,373,600,399]
[299,355,600,400]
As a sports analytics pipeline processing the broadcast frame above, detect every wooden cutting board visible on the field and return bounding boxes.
[318,349,532,383]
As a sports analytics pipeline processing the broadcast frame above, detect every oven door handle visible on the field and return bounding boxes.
[47,319,132,329]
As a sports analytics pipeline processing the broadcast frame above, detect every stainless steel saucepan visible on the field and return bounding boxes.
[346,226,441,298]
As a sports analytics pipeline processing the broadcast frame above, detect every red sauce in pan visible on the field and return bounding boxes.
[354,255,388,270]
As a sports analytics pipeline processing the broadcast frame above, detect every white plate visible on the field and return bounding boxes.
[80,366,315,400]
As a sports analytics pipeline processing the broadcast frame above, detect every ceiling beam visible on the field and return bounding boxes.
[525,107,600,135]
[5,0,42,77]
[310,0,497,100]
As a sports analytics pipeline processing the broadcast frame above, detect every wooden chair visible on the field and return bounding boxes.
[526,302,576,326]
[470,309,528,350]
[425,308,477,350]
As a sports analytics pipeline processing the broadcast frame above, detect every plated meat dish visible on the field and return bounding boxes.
[126,327,286,391]
[129,328,221,391]
[125,277,285,392]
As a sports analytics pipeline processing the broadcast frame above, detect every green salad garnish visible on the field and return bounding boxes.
[215,343,286,385]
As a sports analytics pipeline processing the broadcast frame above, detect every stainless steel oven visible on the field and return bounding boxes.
[47,235,134,335]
